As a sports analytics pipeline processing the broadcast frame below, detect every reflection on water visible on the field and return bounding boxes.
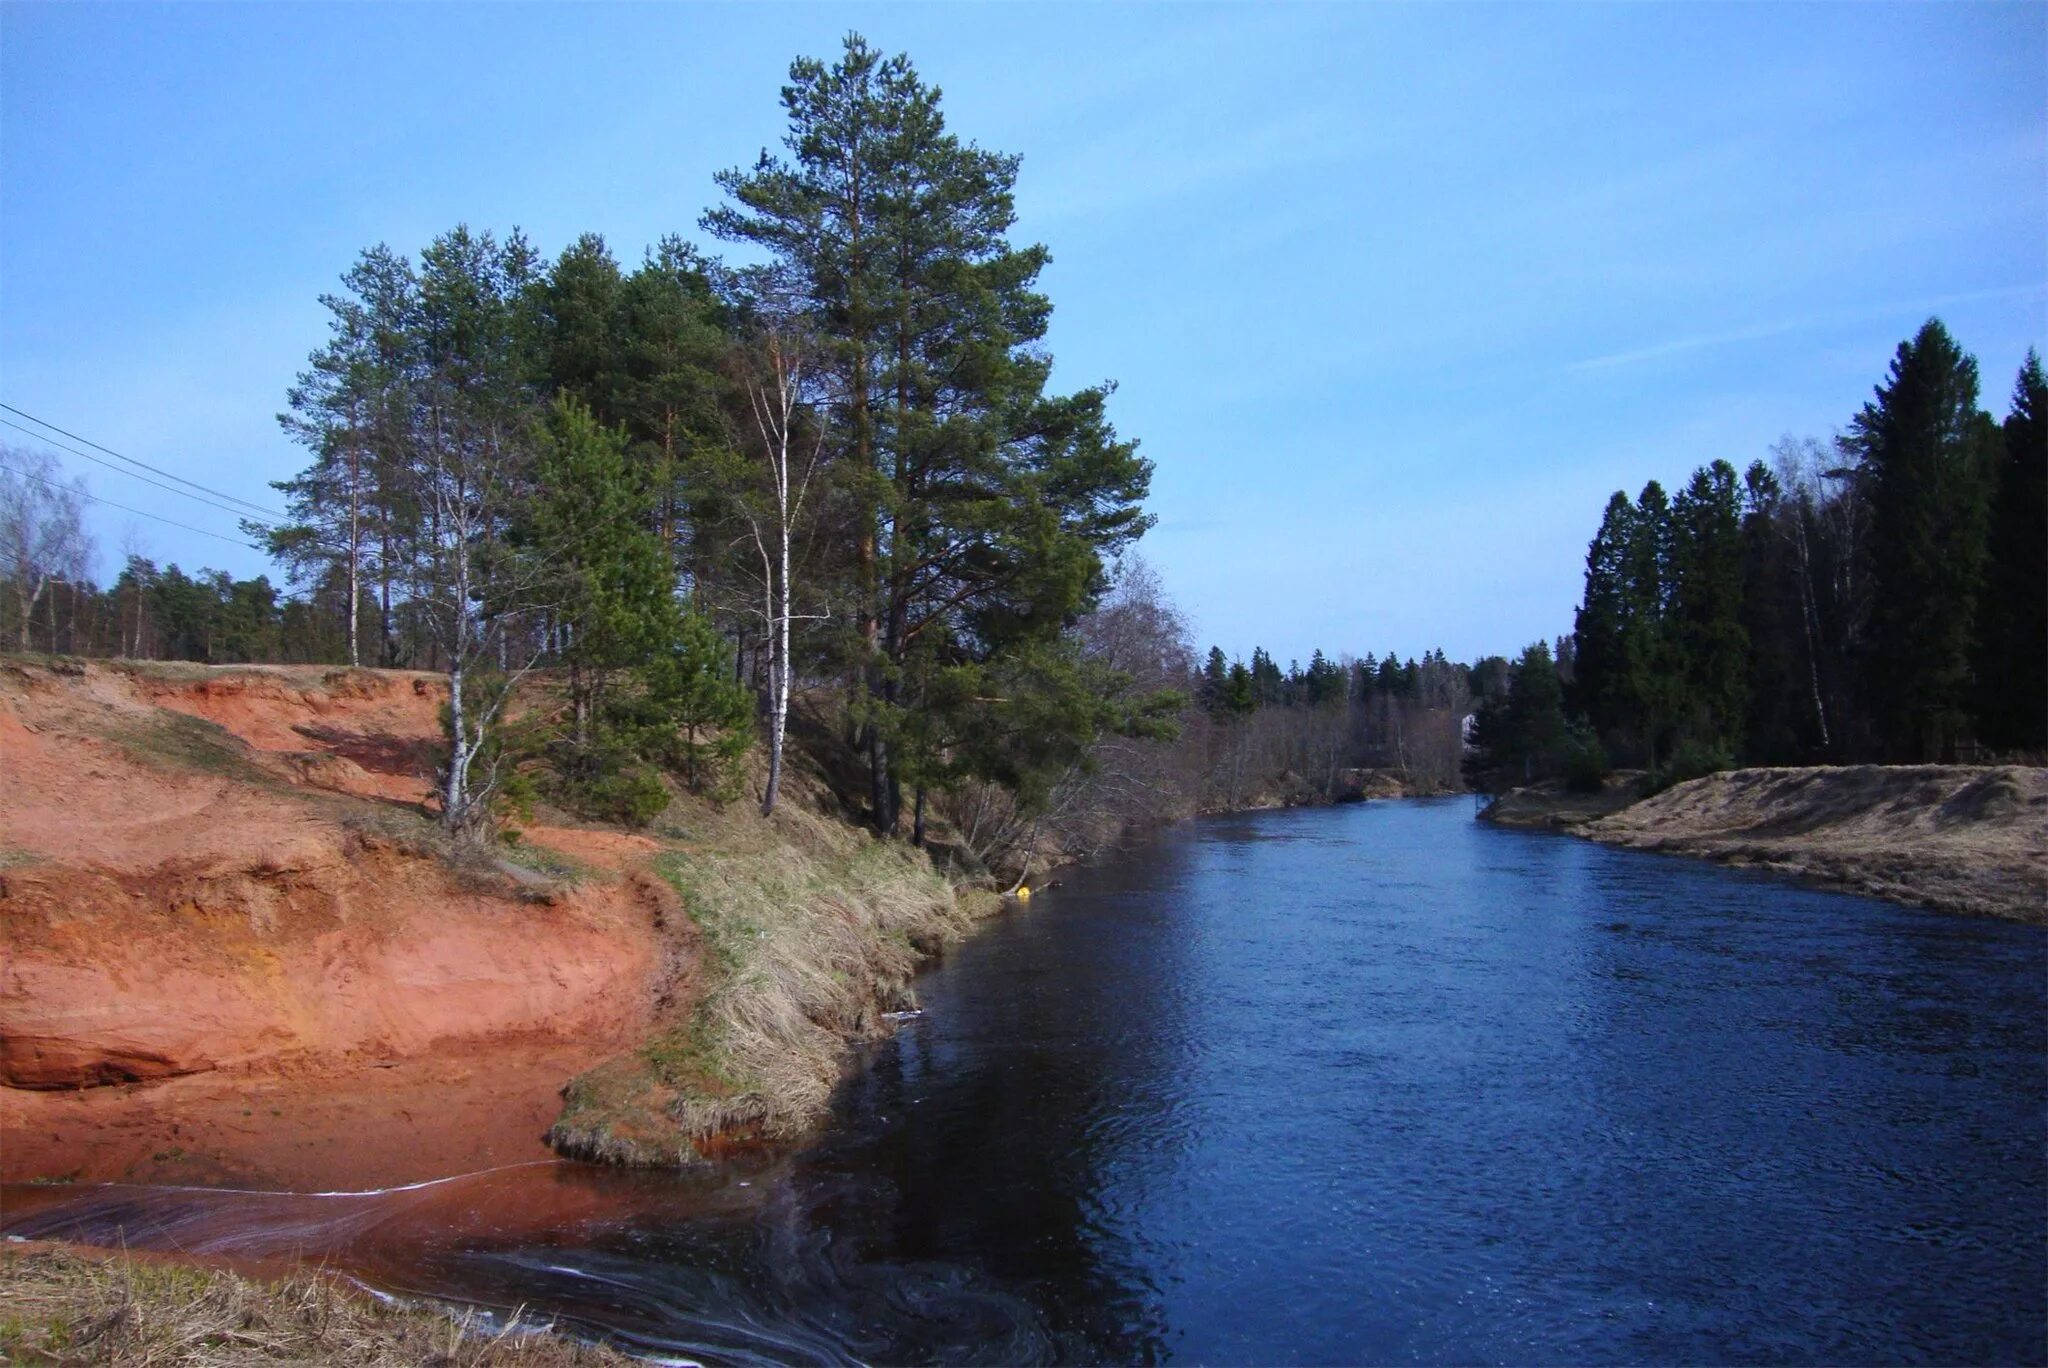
[7,801,2045,1364]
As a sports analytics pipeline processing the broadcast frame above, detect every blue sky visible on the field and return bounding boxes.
[2,3,2041,664]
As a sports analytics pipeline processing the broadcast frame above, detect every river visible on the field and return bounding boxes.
[6,800,2044,1363]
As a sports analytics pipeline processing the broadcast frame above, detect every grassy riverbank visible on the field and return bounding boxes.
[0,1245,631,1366]
[548,793,1000,1165]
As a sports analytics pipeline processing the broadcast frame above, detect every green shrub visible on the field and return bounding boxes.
[547,740,671,827]
[633,612,753,803]
[1561,721,1611,794]
[1653,738,1735,793]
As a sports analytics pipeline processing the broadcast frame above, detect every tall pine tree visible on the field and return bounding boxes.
[706,36,1151,834]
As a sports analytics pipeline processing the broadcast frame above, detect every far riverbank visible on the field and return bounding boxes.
[1482,764,2046,921]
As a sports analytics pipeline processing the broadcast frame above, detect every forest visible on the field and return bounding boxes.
[0,37,1185,877]
[3,39,2042,867]
[1468,324,2046,789]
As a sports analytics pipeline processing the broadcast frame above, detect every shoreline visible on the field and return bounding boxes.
[1480,765,2047,922]
[0,1241,635,1366]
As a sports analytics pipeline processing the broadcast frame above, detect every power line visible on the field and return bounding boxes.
[0,401,288,521]
[0,460,262,551]
[0,417,282,529]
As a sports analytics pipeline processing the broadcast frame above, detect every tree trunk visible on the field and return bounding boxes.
[347,438,362,668]
[378,503,395,666]
[762,506,793,818]
[444,660,471,830]
[19,576,47,651]
[1791,513,1832,751]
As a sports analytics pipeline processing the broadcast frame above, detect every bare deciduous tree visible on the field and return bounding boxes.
[0,446,94,651]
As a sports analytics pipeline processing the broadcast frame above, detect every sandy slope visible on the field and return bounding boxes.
[1584,765,2048,921]
[0,659,663,1187]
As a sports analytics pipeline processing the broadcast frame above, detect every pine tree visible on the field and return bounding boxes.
[536,234,627,422]
[615,238,729,559]
[1848,319,1993,760]
[635,609,754,801]
[271,245,417,666]
[521,395,672,748]
[706,35,1151,834]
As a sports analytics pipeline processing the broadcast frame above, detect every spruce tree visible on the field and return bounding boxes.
[1848,319,1993,760]
[1736,460,1810,762]
[1621,480,1679,768]
[1667,460,1749,751]
[1503,641,1569,782]
[1572,491,1634,744]
[1200,645,1230,712]
[1223,659,1257,717]
[1975,351,2047,751]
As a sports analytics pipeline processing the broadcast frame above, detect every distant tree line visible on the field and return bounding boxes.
[1469,320,2045,789]
[1179,642,1481,805]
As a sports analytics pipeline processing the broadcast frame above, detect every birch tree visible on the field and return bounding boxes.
[734,320,828,816]
[0,447,93,651]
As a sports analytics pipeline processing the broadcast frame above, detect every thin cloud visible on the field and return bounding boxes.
[1566,283,2044,373]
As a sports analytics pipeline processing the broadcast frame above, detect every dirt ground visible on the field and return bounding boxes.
[0,659,665,1188]
[3,1044,608,1190]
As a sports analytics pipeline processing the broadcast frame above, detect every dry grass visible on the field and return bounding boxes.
[1586,765,2048,920]
[0,1245,631,1366]
[549,791,996,1166]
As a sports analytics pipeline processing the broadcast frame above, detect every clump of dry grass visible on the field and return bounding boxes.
[0,1244,630,1366]
[549,794,995,1166]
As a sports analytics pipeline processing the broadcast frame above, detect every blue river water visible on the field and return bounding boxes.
[8,800,2044,1363]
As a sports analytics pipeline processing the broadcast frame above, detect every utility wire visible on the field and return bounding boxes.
[0,417,283,529]
[1,401,682,577]
[0,460,262,550]
[0,401,288,520]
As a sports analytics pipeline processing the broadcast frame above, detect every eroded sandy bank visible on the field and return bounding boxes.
[0,658,982,1190]
[1485,765,2047,921]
